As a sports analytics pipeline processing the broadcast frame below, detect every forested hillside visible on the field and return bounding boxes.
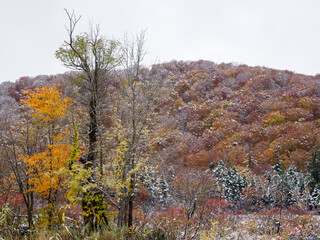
[1,58,320,239]
[4,60,320,169]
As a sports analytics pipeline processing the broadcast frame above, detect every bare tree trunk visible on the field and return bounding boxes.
[128,172,135,227]
[87,92,97,168]
[47,202,53,229]
[25,191,34,229]
[82,86,110,231]
[117,193,127,227]
[27,207,33,229]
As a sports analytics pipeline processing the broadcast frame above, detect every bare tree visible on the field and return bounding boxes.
[172,168,212,240]
[0,110,37,229]
[116,31,159,227]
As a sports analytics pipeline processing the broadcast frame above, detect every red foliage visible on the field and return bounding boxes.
[0,192,24,208]
[135,190,151,206]
[164,205,185,221]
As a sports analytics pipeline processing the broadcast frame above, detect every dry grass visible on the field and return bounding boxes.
[200,209,320,240]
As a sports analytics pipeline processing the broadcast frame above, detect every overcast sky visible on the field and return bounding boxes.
[1,0,320,83]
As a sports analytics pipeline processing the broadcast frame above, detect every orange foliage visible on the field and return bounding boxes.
[20,134,71,198]
[289,149,311,171]
[22,85,72,123]
[186,150,215,169]
[20,85,73,200]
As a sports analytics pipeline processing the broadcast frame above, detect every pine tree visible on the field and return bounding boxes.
[308,149,320,192]
[223,166,247,206]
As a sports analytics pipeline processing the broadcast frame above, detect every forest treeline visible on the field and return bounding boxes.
[0,13,320,240]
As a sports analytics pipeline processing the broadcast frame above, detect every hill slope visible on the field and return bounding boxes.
[2,60,320,173]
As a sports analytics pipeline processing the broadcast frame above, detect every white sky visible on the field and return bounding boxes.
[1,0,320,83]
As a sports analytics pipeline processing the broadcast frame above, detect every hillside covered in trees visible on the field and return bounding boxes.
[0,14,320,239]
[1,59,320,239]
[3,60,320,169]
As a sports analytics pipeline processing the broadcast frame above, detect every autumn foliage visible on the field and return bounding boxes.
[1,60,320,238]
[19,85,73,227]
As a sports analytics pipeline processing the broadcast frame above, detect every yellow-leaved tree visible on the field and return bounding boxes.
[20,85,73,228]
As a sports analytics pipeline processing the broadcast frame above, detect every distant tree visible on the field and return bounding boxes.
[212,160,227,222]
[307,148,320,209]
[261,162,308,208]
[309,184,320,209]
[308,148,320,192]
[223,166,247,208]
[8,77,34,102]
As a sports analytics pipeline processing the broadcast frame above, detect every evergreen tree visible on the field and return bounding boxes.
[261,163,309,208]
[212,161,247,208]
[223,166,247,205]
[308,149,320,192]
[309,184,320,208]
